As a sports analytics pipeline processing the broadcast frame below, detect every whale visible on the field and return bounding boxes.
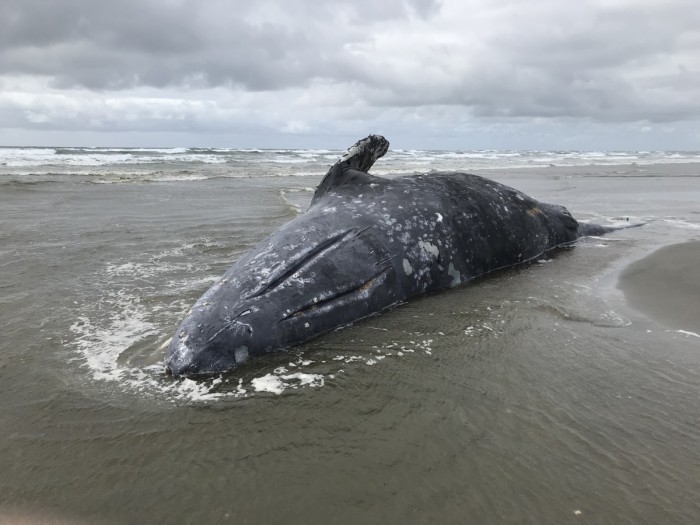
[165,134,617,377]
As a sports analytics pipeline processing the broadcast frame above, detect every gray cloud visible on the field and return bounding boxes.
[1,0,699,148]
[0,0,440,90]
[346,0,700,123]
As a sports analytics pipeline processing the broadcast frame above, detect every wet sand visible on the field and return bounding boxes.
[619,241,700,333]
[2,158,700,524]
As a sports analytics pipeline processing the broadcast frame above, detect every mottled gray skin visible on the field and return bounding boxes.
[166,135,611,377]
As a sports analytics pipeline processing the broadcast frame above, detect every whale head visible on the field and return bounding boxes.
[165,308,255,377]
[165,220,395,377]
[164,282,263,377]
[165,135,393,377]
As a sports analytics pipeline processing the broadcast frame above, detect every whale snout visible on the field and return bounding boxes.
[164,327,241,377]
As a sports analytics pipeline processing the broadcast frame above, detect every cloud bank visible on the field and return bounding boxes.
[1,0,699,148]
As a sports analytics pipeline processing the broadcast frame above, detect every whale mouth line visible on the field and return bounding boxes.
[281,266,392,321]
[246,228,361,300]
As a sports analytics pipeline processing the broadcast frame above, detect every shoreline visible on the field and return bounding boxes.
[618,241,700,333]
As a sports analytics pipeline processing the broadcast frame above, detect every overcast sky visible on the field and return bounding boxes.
[1,0,699,150]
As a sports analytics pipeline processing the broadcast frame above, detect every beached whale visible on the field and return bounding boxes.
[165,135,615,377]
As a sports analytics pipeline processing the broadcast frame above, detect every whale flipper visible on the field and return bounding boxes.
[337,134,390,172]
[312,134,389,204]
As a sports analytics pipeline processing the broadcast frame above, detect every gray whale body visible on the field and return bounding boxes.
[166,135,613,377]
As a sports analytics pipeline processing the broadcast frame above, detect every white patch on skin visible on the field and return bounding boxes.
[418,240,439,258]
[448,262,461,285]
[234,345,249,363]
[403,258,413,275]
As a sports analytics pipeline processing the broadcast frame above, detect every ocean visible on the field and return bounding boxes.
[1,145,699,524]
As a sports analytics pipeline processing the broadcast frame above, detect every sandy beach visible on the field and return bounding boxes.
[619,241,700,334]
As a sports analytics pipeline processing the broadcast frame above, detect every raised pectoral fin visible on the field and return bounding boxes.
[311,134,390,204]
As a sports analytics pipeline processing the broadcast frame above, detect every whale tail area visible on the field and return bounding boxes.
[577,220,645,237]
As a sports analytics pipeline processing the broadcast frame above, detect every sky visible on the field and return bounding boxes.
[1,0,699,150]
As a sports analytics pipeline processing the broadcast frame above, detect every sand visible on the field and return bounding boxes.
[618,241,700,333]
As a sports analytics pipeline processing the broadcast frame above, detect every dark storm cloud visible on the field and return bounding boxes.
[0,0,440,90]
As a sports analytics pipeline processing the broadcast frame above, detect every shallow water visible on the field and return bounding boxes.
[1,153,699,523]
